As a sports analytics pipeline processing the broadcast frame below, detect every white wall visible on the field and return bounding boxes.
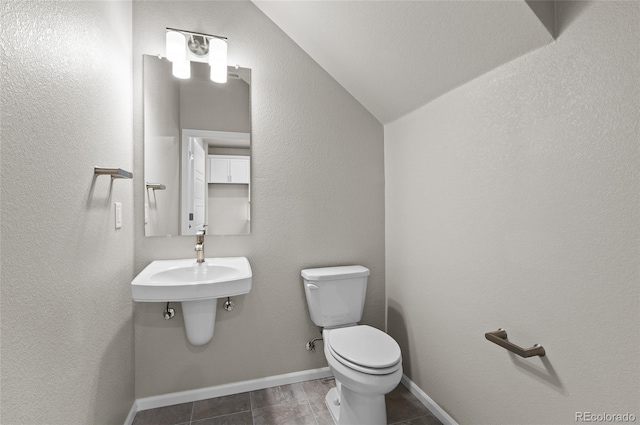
[385,2,639,424]
[0,1,135,424]
[133,1,384,398]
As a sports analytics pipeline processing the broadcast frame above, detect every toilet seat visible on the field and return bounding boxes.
[327,325,401,375]
[328,344,401,375]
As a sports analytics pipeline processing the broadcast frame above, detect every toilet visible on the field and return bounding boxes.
[301,265,402,425]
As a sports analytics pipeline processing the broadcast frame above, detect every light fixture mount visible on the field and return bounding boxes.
[187,34,209,57]
[166,27,227,63]
[165,27,228,83]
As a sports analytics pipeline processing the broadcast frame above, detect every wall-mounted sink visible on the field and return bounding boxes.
[131,257,252,345]
[131,257,252,302]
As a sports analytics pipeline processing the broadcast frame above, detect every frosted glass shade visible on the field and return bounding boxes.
[208,37,228,83]
[166,31,186,62]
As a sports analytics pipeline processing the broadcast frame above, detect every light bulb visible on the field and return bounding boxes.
[166,30,186,63]
[208,37,227,83]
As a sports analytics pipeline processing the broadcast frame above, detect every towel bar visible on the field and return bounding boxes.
[485,328,545,358]
[146,183,166,190]
[94,167,133,179]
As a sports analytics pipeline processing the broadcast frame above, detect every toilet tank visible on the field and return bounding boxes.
[301,265,370,328]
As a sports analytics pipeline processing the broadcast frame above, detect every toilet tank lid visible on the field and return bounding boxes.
[301,265,369,281]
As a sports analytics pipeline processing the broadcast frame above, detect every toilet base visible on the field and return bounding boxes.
[325,384,387,425]
[325,387,341,424]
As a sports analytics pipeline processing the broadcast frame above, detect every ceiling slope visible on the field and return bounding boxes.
[253,1,554,124]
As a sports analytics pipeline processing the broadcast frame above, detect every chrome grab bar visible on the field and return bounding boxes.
[485,328,546,358]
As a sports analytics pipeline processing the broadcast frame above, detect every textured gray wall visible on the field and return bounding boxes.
[133,1,384,397]
[1,1,135,423]
[385,2,639,423]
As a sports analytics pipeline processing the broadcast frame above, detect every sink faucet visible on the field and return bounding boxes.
[195,229,206,263]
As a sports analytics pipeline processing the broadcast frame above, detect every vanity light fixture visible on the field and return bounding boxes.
[165,27,228,83]
[208,37,228,83]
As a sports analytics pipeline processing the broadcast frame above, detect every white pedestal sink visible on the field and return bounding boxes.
[131,257,252,345]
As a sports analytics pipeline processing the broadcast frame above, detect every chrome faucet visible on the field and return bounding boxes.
[195,229,206,263]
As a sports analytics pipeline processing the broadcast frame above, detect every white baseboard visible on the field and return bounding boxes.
[123,401,137,425]
[135,366,333,412]
[127,367,455,425]
[401,374,458,425]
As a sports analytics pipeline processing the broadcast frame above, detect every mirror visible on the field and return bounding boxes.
[143,55,251,236]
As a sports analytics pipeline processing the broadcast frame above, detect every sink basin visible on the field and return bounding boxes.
[131,257,252,346]
[131,257,252,302]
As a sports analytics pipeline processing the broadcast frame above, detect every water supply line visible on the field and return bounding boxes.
[305,337,323,352]
[223,297,235,311]
[163,302,175,320]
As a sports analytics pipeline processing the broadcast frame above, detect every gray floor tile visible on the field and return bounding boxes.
[308,397,334,425]
[301,377,336,400]
[250,383,307,409]
[132,380,443,425]
[385,384,432,424]
[192,392,252,421]
[252,401,316,425]
[191,410,254,425]
[132,402,193,425]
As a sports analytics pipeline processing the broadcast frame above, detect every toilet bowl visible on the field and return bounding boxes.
[323,326,403,425]
[301,265,403,425]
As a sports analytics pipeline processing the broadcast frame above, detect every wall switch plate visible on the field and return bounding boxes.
[115,202,123,229]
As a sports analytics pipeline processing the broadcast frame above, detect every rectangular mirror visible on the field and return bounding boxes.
[143,55,251,236]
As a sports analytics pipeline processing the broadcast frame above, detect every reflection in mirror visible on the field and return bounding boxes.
[144,55,251,236]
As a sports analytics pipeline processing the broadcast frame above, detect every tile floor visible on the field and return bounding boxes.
[132,378,443,425]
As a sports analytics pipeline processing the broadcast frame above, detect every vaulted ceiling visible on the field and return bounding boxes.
[253,1,555,124]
